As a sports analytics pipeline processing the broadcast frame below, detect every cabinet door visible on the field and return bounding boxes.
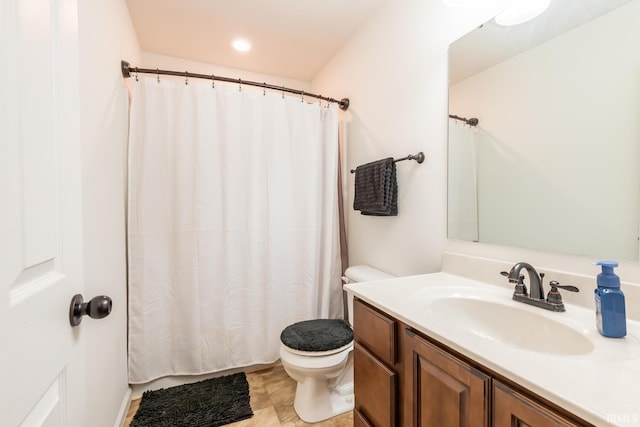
[354,341,398,426]
[405,329,490,427]
[493,381,586,427]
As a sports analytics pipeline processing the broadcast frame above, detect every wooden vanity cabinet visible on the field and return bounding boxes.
[404,328,490,427]
[351,297,594,427]
[353,298,402,426]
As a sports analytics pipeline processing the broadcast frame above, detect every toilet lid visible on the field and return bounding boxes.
[280,319,353,352]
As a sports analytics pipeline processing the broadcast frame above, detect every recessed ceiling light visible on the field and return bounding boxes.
[495,0,551,26]
[232,39,251,52]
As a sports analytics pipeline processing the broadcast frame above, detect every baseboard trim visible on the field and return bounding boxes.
[114,387,133,427]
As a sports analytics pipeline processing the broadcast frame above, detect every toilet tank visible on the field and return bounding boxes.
[343,265,395,326]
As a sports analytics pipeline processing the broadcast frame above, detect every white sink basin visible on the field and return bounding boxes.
[430,297,595,356]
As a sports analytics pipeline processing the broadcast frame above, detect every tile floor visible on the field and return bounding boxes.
[124,363,354,426]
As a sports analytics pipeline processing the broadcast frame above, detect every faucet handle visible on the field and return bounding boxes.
[549,280,579,292]
[546,280,579,304]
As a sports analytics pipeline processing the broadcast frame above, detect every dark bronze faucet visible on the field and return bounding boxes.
[507,262,544,299]
[501,262,579,312]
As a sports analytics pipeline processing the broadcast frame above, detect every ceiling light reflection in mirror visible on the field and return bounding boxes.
[495,0,552,26]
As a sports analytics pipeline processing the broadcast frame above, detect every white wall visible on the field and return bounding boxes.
[77,0,139,425]
[313,0,640,314]
[312,0,510,276]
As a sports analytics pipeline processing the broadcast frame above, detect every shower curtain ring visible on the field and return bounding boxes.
[211,74,215,89]
[282,86,285,99]
[134,67,139,82]
[263,82,266,96]
[239,78,242,92]
[300,91,304,103]
[185,71,189,86]
[156,68,160,83]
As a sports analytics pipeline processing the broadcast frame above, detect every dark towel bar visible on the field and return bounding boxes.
[449,114,479,126]
[350,152,424,173]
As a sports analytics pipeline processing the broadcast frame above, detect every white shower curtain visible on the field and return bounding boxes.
[448,120,479,242]
[127,77,343,384]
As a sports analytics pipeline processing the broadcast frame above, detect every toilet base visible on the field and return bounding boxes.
[279,338,355,423]
[293,377,354,423]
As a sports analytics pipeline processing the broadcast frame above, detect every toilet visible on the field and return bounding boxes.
[279,265,395,423]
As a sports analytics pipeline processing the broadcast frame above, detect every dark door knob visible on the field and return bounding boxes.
[69,294,112,326]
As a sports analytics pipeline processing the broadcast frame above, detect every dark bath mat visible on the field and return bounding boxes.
[130,372,253,427]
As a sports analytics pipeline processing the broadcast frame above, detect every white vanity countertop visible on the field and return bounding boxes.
[344,272,640,427]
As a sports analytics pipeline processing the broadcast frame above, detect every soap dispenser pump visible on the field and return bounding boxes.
[594,260,626,338]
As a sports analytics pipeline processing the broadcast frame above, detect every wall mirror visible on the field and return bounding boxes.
[447,0,640,262]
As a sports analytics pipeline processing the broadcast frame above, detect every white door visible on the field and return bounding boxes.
[0,0,85,426]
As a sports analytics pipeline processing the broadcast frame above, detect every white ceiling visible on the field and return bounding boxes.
[125,0,387,82]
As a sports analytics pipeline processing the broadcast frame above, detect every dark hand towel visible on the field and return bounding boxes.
[353,157,398,216]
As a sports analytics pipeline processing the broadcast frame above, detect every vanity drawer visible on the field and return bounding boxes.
[353,298,397,366]
[354,341,397,427]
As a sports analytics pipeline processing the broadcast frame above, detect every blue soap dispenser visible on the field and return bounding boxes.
[594,260,626,338]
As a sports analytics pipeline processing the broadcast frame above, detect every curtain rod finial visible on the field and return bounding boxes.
[339,98,350,111]
[121,60,131,78]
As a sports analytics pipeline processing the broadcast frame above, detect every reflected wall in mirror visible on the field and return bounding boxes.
[448,0,640,261]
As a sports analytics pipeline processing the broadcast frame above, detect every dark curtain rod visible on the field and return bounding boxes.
[350,152,425,173]
[449,114,479,126]
[121,60,350,111]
